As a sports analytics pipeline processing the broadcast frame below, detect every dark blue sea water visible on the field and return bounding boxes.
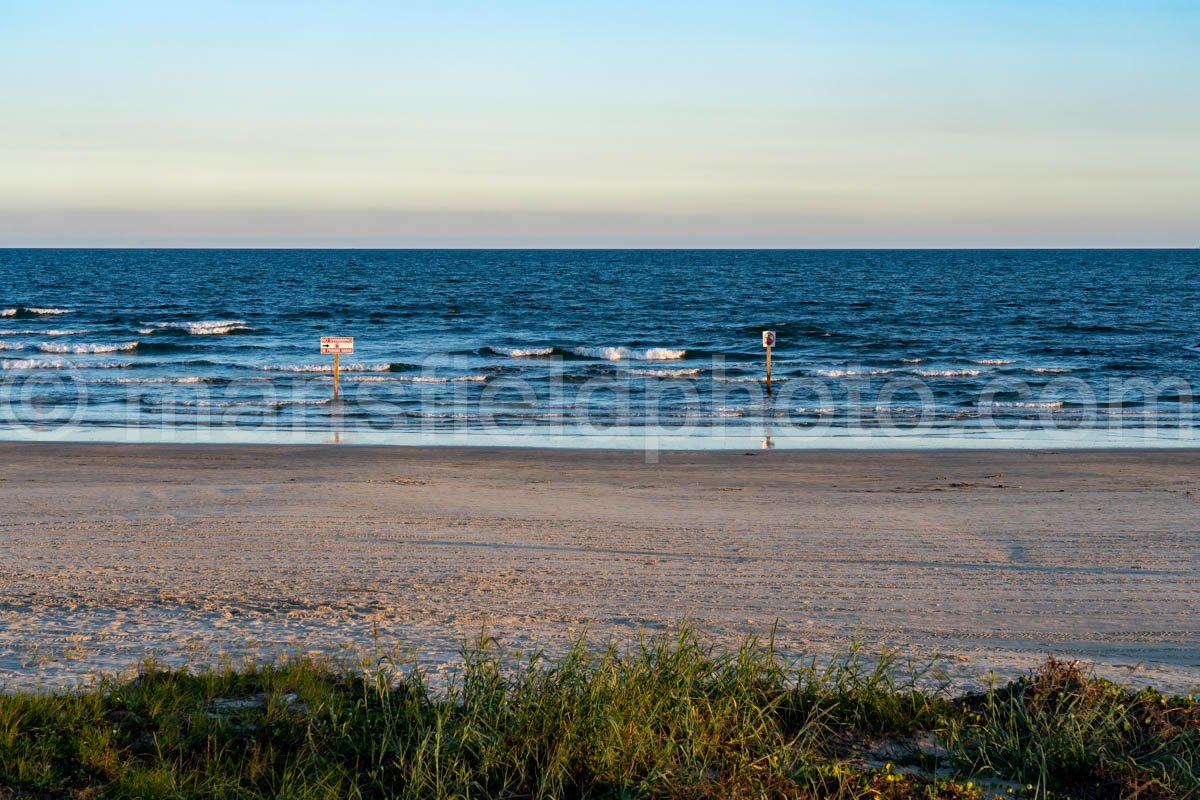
[2,249,1198,447]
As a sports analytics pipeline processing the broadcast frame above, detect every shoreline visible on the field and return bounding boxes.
[1,443,1197,692]
[6,439,1200,453]
[2,424,1200,450]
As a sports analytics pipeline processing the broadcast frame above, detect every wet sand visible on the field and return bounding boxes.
[0,444,1197,691]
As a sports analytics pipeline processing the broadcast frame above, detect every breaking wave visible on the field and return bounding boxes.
[141,320,253,335]
[983,400,1067,409]
[572,346,686,361]
[0,328,91,336]
[345,374,488,383]
[810,368,895,378]
[396,375,488,383]
[487,346,556,358]
[913,368,983,378]
[141,398,333,408]
[259,362,393,373]
[38,341,139,354]
[713,375,789,383]
[627,368,703,378]
[0,307,73,317]
[1,358,134,370]
[95,376,213,385]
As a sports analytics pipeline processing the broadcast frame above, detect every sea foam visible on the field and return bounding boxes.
[397,375,488,383]
[0,329,91,336]
[1,358,133,370]
[982,400,1066,409]
[573,346,686,361]
[627,368,703,378]
[38,341,139,354]
[144,320,252,335]
[489,346,556,358]
[96,376,212,385]
[810,368,894,377]
[259,363,392,373]
[913,368,983,378]
[0,307,73,317]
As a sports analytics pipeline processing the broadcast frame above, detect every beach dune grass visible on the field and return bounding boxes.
[0,628,1195,799]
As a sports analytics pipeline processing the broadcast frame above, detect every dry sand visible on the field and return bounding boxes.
[0,444,1197,692]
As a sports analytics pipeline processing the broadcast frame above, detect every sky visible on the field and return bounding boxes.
[1,0,1198,247]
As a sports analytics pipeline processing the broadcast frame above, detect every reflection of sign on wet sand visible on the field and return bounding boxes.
[320,337,354,400]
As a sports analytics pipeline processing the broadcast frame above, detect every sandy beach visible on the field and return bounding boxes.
[0,443,1197,692]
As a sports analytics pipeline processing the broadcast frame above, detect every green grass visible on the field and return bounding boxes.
[0,628,1195,799]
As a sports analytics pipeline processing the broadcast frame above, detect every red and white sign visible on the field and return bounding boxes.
[320,336,354,355]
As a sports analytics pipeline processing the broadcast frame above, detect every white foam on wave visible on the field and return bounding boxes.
[627,368,703,378]
[1,358,133,370]
[146,320,252,335]
[0,328,91,336]
[144,398,332,408]
[91,376,211,385]
[810,368,894,378]
[0,341,22,351]
[900,358,925,364]
[38,341,139,354]
[913,368,983,378]
[982,401,1066,409]
[1024,367,1072,374]
[340,374,487,383]
[259,363,391,373]
[974,359,1015,366]
[0,307,73,317]
[573,346,686,361]
[490,346,555,358]
[397,375,488,383]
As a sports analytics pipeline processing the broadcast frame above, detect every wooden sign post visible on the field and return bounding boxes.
[320,337,354,400]
[762,330,776,396]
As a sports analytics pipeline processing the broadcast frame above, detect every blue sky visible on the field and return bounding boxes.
[1,1,1197,246]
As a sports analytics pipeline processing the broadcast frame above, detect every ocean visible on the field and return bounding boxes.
[2,249,1198,448]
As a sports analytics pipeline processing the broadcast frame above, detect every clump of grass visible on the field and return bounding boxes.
[0,628,1195,799]
[946,657,1200,799]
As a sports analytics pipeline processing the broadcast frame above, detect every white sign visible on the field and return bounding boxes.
[762,330,776,348]
[320,336,354,355]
